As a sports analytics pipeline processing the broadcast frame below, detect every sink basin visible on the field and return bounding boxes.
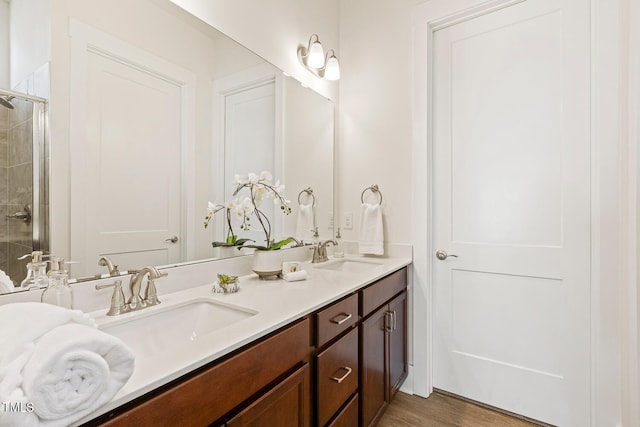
[313,258,384,273]
[99,299,257,359]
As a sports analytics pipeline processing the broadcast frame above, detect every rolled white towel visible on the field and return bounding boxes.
[22,323,134,426]
[0,303,134,427]
[0,303,96,368]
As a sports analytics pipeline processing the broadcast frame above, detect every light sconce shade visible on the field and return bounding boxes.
[322,50,340,81]
[299,34,325,69]
[298,35,340,81]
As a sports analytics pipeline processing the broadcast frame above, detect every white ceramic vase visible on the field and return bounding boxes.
[252,250,283,279]
[212,246,240,259]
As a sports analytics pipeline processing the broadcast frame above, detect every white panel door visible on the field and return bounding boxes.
[223,82,279,246]
[432,0,590,425]
[78,50,183,274]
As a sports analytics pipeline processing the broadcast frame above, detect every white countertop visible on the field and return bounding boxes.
[75,254,411,425]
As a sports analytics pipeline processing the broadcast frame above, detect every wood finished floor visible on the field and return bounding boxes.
[377,392,541,427]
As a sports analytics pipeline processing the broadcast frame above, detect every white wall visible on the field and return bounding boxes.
[0,0,9,88]
[169,0,340,101]
[9,0,50,90]
[338,0,415,244]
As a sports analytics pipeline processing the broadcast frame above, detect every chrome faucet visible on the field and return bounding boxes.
[98,256,120,276]
[127,267,168,311]
[312,240,337,263]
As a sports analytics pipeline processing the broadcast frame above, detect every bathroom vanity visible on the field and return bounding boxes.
[69,253,411,427]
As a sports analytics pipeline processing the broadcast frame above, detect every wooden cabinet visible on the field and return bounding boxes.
[227,364,310,427]
[388,291,407,398]
[314,293,359,426]
[88,266,408,427]
[91,318,311,427]
[316,327,359,426]
[360,268,408,427]
[327,394,358,427]
[360,305,388,426]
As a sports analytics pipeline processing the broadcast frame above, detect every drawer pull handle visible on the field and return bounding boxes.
[330,366,353,384]
[330,312,352,325]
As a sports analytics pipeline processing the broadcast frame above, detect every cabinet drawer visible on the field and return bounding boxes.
[99,318,311,426]
[361,267,407,317]
[316,327,359,426]
[316,293,358,347]
[327,394,358,427]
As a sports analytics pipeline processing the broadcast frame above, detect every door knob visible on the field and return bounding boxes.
[435,250,458,261]
[165,236,179,244]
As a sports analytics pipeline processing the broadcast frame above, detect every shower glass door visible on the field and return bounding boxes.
[0,89,48,289]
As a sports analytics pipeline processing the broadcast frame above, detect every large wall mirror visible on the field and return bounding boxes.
[1,0,334,293]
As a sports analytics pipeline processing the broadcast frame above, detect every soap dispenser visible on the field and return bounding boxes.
[334,228,344,258]
[41,270,73,309]
[19,251,48,290]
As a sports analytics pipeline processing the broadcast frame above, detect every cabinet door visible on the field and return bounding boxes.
[388,290,407,399]
[227,364,310,427]
[360,306,388,427]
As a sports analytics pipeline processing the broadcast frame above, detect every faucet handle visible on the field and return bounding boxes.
[144,268,167,306]
[95,280,130,316]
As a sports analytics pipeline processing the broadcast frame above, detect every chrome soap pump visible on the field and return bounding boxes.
[19,251,48,290]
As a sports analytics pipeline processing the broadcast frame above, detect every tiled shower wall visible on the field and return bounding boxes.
[0,99,34,285]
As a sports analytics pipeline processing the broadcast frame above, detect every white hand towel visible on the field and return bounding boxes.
[358,203,384,255]
[295,204,316,243]
[0,303,134,427]
[282,270,308,282]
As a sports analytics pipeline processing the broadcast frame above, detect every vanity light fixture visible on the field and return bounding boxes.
[298,35,340,81]
[321,50,340,81]
[299,34,325,69]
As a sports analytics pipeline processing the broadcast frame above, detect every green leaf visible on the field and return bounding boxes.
[270,237,295,250]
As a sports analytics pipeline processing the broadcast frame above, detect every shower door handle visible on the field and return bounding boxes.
[6,205,31,224]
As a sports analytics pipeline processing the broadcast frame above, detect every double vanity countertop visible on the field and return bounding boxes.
[76,253,412,425]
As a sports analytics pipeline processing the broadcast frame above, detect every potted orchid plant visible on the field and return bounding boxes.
[204,201,253,250]
[232,171,294,250]
[231,171,294,278]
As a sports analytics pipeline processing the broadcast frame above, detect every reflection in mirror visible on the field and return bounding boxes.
[0,90,48,292]
[1,0,334,292]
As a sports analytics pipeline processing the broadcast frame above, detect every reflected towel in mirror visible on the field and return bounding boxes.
[295,204,316,243]
[0,270,14,294]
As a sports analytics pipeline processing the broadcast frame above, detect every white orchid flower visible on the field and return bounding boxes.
[260,170,273,183]
[207,201,225,215]
[253,187,265,206]
[274,180,286,194]
[240,197,254,214]
[234,174,248,185]
[248,172,259,184]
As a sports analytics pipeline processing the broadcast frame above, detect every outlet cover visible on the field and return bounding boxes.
[344,212,353,229]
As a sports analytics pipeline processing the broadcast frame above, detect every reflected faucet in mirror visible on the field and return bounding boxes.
[98,256,121,277]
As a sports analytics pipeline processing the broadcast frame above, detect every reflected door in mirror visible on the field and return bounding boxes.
[71,44,188,277]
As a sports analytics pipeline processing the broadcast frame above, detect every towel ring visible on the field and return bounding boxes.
[361,184,383,205]
[297,187,316,207]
